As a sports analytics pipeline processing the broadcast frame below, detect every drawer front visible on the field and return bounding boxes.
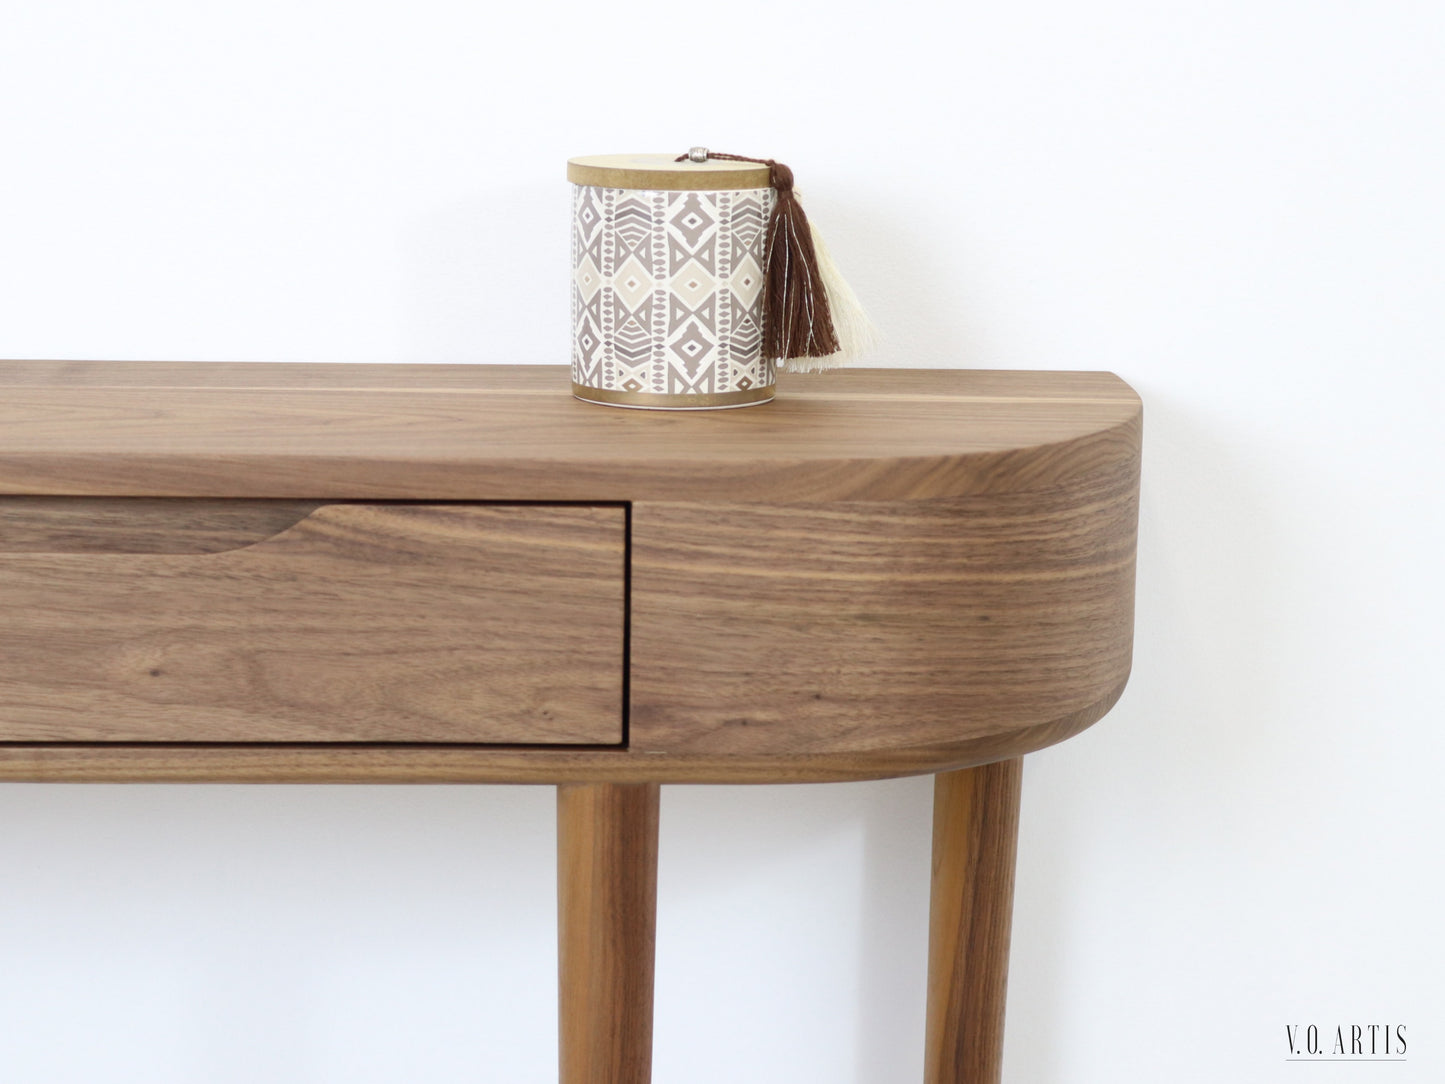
[0,502,625,743]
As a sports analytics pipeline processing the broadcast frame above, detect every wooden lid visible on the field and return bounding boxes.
[567,153,771,191]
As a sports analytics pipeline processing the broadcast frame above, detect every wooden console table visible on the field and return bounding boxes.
[0,362,1140,1083]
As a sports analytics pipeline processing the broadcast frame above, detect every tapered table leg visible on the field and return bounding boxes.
[924,759,1024,1084]
[558,783,661,1084]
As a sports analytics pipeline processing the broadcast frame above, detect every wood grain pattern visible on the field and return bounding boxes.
[0,497,323,553]
[0,362,1141,782]
[628,446,1138,758]
[0,364,1140,1084]
[0,364,1140,502]
[0,503,626,743]
[558,783,660,1084]
[925,760,1023,1084]
[0,687,1121,782]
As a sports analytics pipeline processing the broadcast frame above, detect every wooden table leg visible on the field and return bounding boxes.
[558,782,661,1084]
[924,759,1023,1084]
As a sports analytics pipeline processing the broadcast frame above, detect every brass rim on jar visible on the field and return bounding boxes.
[571,384,774,410]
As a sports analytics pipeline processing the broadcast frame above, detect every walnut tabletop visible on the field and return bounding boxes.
[0,362,1140,786]
[0,361,1141,1084]
[0,361,1138,501]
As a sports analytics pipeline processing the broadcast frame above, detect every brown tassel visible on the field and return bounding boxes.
[675,151,839,362]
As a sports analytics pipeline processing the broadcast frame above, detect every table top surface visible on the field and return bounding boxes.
[0,361,1142,783]
[0,362,1141,501]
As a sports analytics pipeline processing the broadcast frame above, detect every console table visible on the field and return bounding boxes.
[0,361,1141,1083]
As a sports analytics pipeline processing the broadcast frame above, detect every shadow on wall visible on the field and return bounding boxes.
[854,774,934,1081]
[1003,391,1288,1081]
[656,778,932,1084]
[0,784,561,1082]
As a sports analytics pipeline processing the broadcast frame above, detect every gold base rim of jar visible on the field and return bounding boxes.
[572,383,774,410]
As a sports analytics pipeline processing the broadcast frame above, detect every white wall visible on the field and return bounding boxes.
[1,1,1440,1080]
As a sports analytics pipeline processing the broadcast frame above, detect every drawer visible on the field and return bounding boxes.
[0,501,625,743]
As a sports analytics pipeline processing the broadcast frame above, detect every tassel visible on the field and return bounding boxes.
[675,149,873,371]
[759,159,839,363]
[791,219,878,372]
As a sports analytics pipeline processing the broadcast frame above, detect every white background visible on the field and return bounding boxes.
[1,1,1441,1080]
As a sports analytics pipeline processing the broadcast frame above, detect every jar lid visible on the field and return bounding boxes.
[567,152,771,191]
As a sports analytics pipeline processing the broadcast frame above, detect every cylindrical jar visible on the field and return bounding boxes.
[568,153,776,409]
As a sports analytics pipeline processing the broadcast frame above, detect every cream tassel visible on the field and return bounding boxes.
[780,220,877,373]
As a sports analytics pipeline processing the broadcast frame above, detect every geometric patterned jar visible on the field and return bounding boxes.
[568,153,777,409]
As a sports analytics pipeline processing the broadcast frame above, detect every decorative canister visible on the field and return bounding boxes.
[568,153,778,409]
